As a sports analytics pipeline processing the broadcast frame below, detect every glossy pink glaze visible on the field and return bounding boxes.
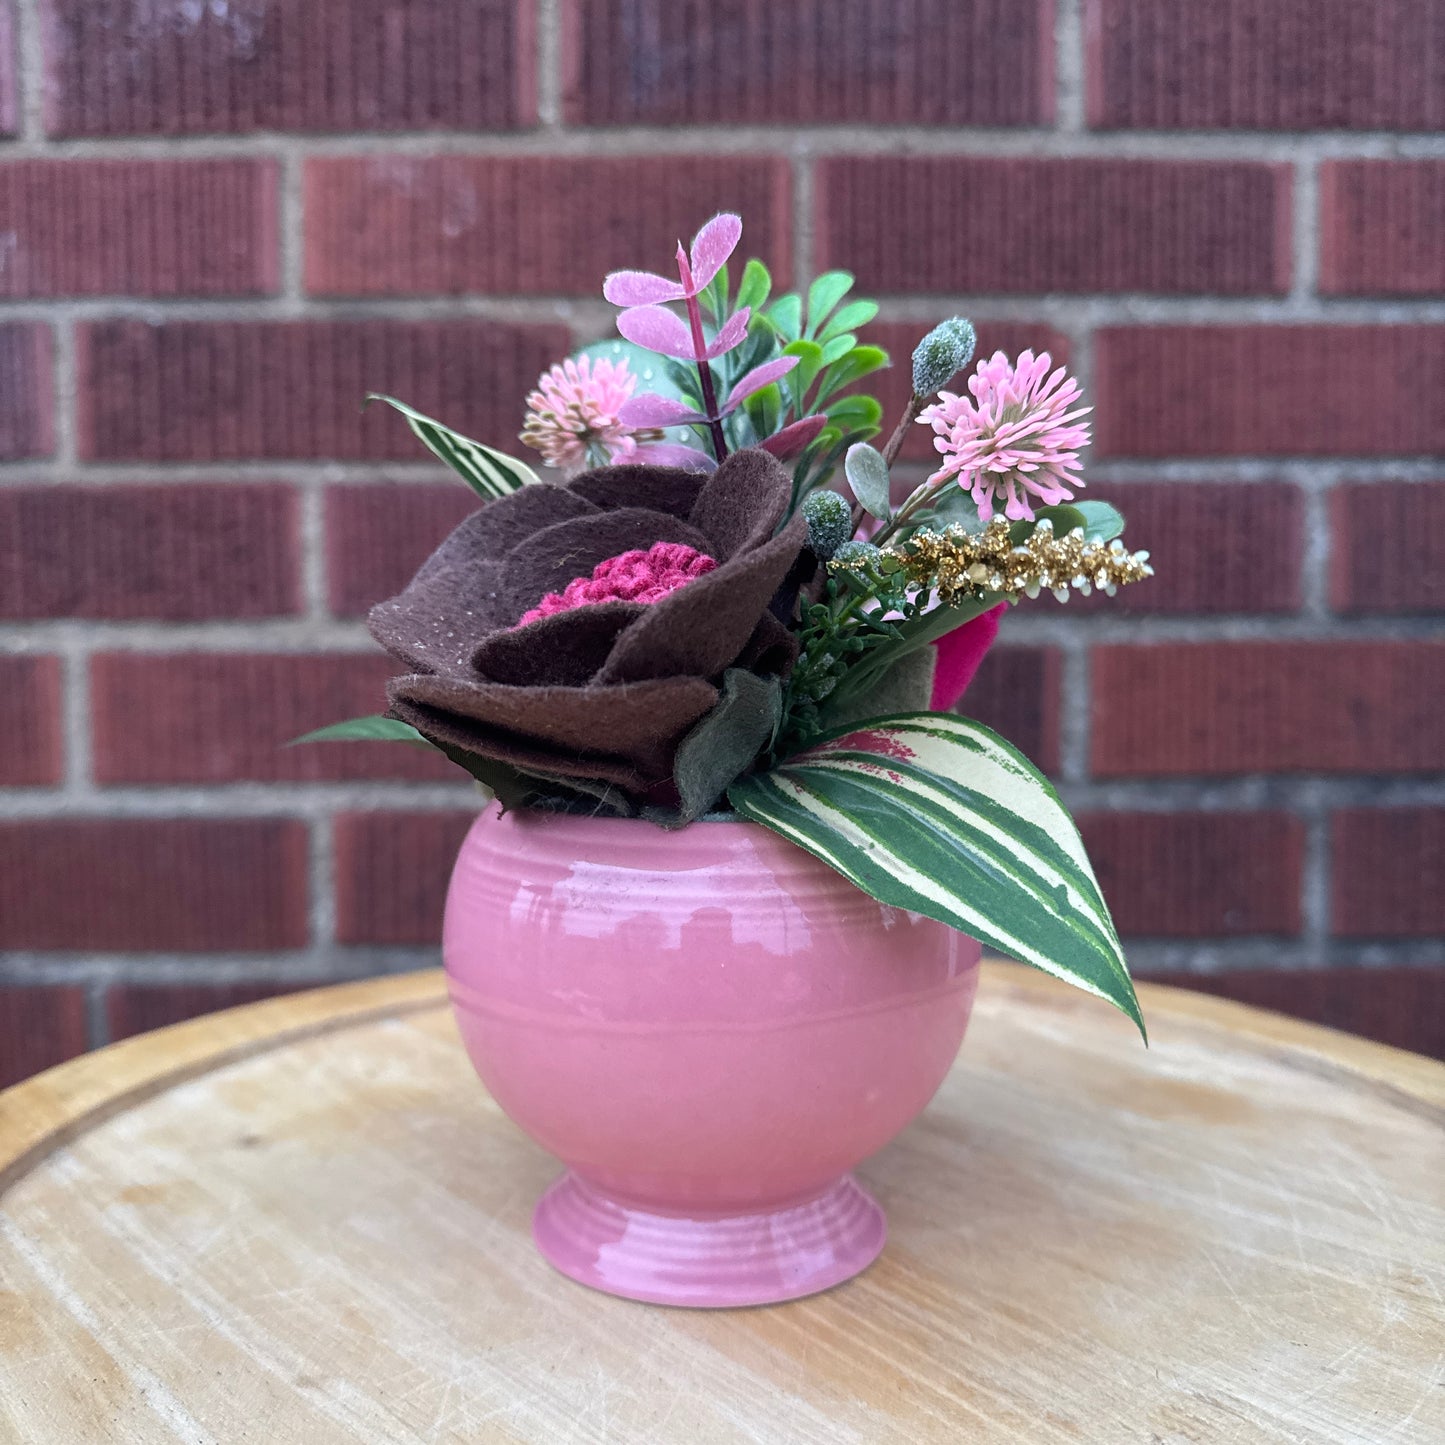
[443,806,981,1307]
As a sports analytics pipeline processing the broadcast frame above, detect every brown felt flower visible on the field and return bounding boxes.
[368,448,805,794]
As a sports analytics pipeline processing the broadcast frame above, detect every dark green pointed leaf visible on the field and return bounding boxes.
[290,715,433,747]
[672,669,782,824]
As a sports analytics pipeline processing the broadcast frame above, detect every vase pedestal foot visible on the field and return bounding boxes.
[532,1172,887,1308]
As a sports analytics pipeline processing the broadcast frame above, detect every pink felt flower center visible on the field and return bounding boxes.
[515,541,717,627]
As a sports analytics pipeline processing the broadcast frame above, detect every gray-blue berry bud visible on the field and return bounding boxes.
[802,489,854,562]
[912,317,976,397]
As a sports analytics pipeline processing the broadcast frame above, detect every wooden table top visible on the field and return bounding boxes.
[1,963,1442,1443]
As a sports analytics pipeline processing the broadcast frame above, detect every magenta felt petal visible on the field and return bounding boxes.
[758,413,828,459]
[603,270,686,306]
[725,355,799,410]
[635,442,716,470]
[618,394,706,428]
[704,308,751,360]
[688,213,742,293]
[929,604,1005,711]
[616,305,696,360]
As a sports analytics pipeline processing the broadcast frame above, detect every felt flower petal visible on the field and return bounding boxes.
[725,355,799,409]
[687,213,742,293]
[367,484,600,673]
[689,447,793,560]
[617,394,706,428]
[387,672,720,787]
[703,307,751,359]
[473,603,643,687]
[616,304,696,360]
[597,512,805,686]
[569,464,709,519]
[499,507,712,620]
[603,270,687,307]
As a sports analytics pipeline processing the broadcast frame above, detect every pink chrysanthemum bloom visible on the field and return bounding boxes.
[520,356,640,470]
[918,350,1092,522]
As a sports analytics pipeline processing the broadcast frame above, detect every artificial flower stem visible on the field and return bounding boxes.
[678,242,730,463]
[868,480,935,548]
[881,391,928,468]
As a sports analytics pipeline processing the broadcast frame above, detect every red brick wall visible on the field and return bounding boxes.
[2,0,1442,1084]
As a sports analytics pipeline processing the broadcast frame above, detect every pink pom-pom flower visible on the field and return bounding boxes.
[519,355,641,471]
[918,350,1092,523]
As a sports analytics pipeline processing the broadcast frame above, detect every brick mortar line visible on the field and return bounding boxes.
[49,315,75,466]
[9,611,1440,650]
[57,642,88,793]
[1054,0,1086,133]
[792,153,815,283]
[4,296,1443,326]
[1058,777,1445,811]
[1086,459,1445,486]
[0,949,444,989]
[1291,152,1320,302]
[0,462,472,484]
[2,776,1441,819]
[536,0,563,131]
[1300,807,1333,959]
[1114,939,1445,973]
[1057,643,1089,785]
[83,979,109,1050]
[3,939,1441,991]
[0,457,1439,489]
[308,814,336,951]
[276,147,304,307]
[297,486,329,622]
[0,785,479,818]
[2,129,1445,162]
[1298,486,1333,618]
[12,0,43,144]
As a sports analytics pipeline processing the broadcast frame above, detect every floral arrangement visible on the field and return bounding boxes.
[303,215,1155,1036]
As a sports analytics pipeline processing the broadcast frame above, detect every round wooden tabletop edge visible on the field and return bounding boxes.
[2,962,1441,1194]
[0,970,447,1194]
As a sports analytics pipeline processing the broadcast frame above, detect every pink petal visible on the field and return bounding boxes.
[634,442,717,471]
[703,307,750,359]
[603,270,687,306]
[723,354,799,410]
[617,394,706,428]
[687,213,742,293]
[930,604,1006,711]
[616,304,696,360]
[758,413,828,459]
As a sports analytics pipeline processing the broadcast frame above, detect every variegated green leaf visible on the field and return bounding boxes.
[729,712,1144,1038]
[366,393,540,500]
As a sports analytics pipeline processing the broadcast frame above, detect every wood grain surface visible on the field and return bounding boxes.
[1,963,1441,1443]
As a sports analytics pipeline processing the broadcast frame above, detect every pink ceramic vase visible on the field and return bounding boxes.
[443,806,981,1307]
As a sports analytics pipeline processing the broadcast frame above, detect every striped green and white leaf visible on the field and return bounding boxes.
[729,713,1144,1038]
[366,393,540,500]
